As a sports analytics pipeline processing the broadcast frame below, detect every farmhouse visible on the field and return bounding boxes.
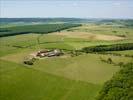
[36,49,63,57]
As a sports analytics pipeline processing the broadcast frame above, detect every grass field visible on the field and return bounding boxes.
[110,50,133,56]
[0,22,133,100]
[3,52,130,84]
[67,24,133,40]
[0,60,101,100]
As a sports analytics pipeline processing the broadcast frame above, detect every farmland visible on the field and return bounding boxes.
[0,18,133,100]
[0,24,81,37]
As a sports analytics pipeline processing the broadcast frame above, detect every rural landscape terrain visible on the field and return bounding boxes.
[0,18,133,100]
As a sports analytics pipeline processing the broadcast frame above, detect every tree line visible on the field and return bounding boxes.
[82,43,133,53]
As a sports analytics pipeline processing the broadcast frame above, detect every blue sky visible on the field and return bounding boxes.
[1,0,133,19]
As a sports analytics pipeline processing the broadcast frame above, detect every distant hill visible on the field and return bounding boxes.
[0,18,133,26]
[0,18,88,24]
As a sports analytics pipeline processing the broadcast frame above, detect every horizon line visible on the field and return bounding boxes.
[0,17,133,20]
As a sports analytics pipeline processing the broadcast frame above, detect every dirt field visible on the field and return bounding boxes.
[49,32,125,41]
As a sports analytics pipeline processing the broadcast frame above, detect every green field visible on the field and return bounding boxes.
[0,60,102,100]
[67,24,133,40]
[0,24,81,37]
[110,50,133,56]
[0,21,133,100]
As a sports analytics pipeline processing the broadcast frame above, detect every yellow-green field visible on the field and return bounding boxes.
[67,24,133,39]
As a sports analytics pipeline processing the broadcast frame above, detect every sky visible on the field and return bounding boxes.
[0,0,133,19]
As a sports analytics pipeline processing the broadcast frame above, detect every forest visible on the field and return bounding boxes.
[97,63,133,100]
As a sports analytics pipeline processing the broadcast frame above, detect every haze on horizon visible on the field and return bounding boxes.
[0,0,133,19]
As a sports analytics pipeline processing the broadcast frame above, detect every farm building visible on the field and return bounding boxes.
[36,49,63,57]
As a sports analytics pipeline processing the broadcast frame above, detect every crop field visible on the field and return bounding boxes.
[50,31,124,41]
[67,24,133,40]
[0,24,81,37]
[0,20,133,100]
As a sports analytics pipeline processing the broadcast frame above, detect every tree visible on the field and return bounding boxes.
[24,60,33,65]
[107,58,113,64]
[118,62,124,67]
[112,31,117,33]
